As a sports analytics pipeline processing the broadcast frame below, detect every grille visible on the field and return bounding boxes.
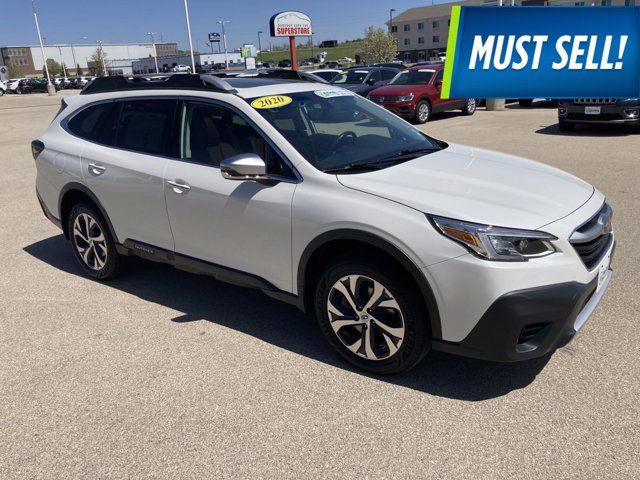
[574,98,617,105]
[370,96,401,103]
[570,203,613,270]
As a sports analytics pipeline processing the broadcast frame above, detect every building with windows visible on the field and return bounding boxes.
[389,0,634,63]
[0,42,178,76]
[132,52,245,74]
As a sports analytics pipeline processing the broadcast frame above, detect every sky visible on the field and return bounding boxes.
[1,0,447,51]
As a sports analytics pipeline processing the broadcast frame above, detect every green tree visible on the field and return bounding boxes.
[45,58,63,77]
[360,26,397,64]
[6,63,24,78]
[89,47,108,76]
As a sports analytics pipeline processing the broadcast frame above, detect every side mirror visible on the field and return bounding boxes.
[366,78,377,86]
[435,80,443,88]
[220,153,267,181]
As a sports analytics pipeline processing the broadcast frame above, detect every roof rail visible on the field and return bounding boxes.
[80,74,237,95]
[215,68,328,84]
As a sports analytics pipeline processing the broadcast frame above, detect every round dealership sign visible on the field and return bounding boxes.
[269,11,313,37]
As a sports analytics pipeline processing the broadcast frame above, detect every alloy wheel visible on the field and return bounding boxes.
[466,98,477,112]
[326,274,405,361]
[73,213,108,271]
[418,103,430,122]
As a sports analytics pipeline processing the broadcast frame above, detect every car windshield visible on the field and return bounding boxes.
[248,90,442,172]
[331,70,369,85]
[390,69,435,85]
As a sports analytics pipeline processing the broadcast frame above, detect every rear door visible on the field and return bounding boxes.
[431,69,460,111]
[78,98,177,249]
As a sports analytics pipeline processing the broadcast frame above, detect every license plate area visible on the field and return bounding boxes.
[585,106,601,115]
[596,251,611,293]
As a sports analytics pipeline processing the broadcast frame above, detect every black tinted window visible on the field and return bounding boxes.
[117,99,176,155]
[369,70,382,82]
[68,103,114,141]
[181,102,293,177]
[381,69,397,81]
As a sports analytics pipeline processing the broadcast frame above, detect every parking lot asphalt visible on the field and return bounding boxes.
[0,92,638,479]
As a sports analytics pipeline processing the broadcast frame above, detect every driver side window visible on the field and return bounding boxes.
[180,101,294,178]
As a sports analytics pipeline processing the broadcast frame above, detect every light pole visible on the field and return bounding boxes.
[57,45,67,80]
[217,20,230,70]
[182,0,196,72]
[97,40,107,76]
[257,31,263,64]
[147,32,159,73]
[31,0,54,95]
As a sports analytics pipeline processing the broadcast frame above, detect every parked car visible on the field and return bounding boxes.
[0,81,6,96]
[371,62,407,70]
[309,68,342,82]
[368,65,477,123]
[33,73,614,374]
[171,64,192,73]
[557,98,639,132]
[277,59,292,68]
[330,66,398,96]
[6,78,26,93]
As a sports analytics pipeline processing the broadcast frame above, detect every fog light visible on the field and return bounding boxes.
[624,109,639,119]
[558,107,567,116]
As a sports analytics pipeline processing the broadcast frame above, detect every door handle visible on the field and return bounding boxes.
[167,180,191,194]
[88,163,106,176]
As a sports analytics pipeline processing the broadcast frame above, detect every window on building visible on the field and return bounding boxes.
[418,22,424,30]
[404,38,410,46]
[433,20,439,28]
[391,25,398,33]
[404,24,410,32]
[433,36,440,44]
[418,37,425,45]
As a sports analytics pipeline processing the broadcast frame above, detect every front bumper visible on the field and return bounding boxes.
[373,102,415,118]
[559,103,640,125]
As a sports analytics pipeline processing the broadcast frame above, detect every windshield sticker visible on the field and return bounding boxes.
[354,70,369,73]
[314,89,355,98]
[401,70,409,74]
[250,95,293,109]
[418,69,436,73]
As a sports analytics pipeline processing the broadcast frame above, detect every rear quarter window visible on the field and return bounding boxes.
[67,103,114,142]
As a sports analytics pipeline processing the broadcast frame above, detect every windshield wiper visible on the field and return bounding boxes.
[323,147,441,174]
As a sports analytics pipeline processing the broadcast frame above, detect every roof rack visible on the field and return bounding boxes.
[214,68,327,84]
[80,73,237,95]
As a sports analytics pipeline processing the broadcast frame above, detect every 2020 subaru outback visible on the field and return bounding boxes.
[33,73,614,374]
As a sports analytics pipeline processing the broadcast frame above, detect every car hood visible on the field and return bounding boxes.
[337,143,594,230]
[370,84,421,96]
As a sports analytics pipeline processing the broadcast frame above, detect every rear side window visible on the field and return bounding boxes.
[67,103,114,141]
[116,99,176,155]
[381,69,397,81]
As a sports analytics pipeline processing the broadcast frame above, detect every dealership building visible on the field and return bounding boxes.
[0,42,178,76]
[389,0,635,63]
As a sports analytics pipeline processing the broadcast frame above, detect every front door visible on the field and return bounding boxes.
[163,100,298,291]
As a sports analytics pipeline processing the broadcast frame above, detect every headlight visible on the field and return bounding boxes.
[397,94,414,102]
[429,216,557,261]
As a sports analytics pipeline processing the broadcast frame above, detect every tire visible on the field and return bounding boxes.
[67,202,124,280]
[461,98,477,115]
[558,120,574,132]
[519,99,534,108]
[314,254,431,374]
[413,100,431,124]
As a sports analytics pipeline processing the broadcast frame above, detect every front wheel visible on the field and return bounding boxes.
[68,203,124,280]
[462,98,477,115]
[413,100,431,124]
[314,255,430,374]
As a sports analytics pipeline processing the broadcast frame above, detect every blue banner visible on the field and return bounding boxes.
[442,7,640,99]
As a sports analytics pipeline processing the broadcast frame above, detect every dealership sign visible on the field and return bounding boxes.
[208,33,221,43]
[442,7,640,99]
[270,11,313,37]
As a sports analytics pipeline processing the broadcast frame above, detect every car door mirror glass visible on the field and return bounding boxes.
[220,153,267,180]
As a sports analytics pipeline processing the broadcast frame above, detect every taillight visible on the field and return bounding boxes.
[31,140,45,161]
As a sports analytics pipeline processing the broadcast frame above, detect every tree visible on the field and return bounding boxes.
[360,26,397,64]
[45,58,63,77]
[89,47,108,76]
[6,63,24,78]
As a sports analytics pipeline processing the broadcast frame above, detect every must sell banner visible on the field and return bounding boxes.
[442,7,640,99]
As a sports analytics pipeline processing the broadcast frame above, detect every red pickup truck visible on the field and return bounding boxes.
[367,64,477,124]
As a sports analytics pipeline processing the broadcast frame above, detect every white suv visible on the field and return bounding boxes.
[33,72,614,374]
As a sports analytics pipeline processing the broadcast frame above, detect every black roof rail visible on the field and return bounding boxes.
[215,68,327,84]
[80,73,237,95]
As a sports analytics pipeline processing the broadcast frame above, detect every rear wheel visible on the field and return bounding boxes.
[461,98,477,115]
[413,100,431,124]
[67,203,124,280]
[314,255,430,374]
